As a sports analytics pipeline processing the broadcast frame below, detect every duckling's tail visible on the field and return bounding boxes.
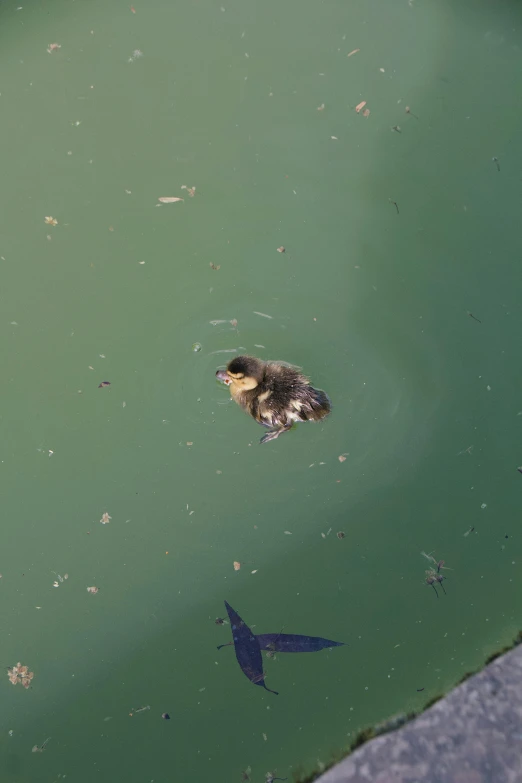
[308,388,331,421]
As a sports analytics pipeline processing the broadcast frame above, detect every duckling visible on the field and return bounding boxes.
[216,355,331,444]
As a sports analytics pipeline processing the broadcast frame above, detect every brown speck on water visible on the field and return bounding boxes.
[98,381,111,388]
[277,246,285,253]
[337,531,345,539]
[210,262,221,270]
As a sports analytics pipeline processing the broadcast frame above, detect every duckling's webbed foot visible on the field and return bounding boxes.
[259,425,292,444]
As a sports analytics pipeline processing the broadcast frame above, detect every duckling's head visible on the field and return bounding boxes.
[215,355,264,392]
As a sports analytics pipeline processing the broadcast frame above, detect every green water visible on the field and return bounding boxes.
[1,0,522,780]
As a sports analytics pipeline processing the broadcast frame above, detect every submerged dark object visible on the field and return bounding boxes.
[161,712,170,720]
[224,601,278,696]
[257,633,344,653]
[217,632,344,654]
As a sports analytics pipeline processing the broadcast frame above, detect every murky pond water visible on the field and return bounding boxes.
[1,0,522,780]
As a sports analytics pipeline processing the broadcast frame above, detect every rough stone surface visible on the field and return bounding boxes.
[315,644,522,783]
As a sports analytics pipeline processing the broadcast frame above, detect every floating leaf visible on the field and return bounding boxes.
[233,561,241,571]
[223,601,278,695]
[355,101,366,113]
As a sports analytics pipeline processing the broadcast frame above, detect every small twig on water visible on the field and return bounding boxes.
[467,311,481,323]
[389,199,399,214]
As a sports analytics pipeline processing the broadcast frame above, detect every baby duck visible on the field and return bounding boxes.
[216,355,331,443]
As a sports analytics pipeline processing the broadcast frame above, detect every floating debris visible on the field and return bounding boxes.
[129,705,150,716]
[233,561,241,571]
[100,512,111,525]
[355,101,366,113]
[467,311,481,324]
[338,455,347,463]
[426,569,447,595]
[337,531,345,539]
[44,216,58,226]
[277,246,285,253]
[98,381,111,388]
[86,586,99,594]
[192,342,202,352]
[218,626,344,655]
[362,108,370,118]
[46,43,61,53]
[389,199,400,214]
[128,49,143,62]
[7,662,34,688]
[157,196,183,203]
[162,712,170,720]
[492,156,500,172]
[317,104,325,111]
[347,48,360,57]
[464,526,475,536]
[391,125,402,133]
[253,311,273,319]
[241,767,252,782]
[425,571,439,597]
[181,185,196,197]
[405,106,419,118]
[215,617,226,625]
[32,738,51,752]
[210,262,221,270]
[223,601,278,695]
[256,633,344,653]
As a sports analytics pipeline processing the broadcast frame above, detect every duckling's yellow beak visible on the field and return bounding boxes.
[216,369,232,386]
